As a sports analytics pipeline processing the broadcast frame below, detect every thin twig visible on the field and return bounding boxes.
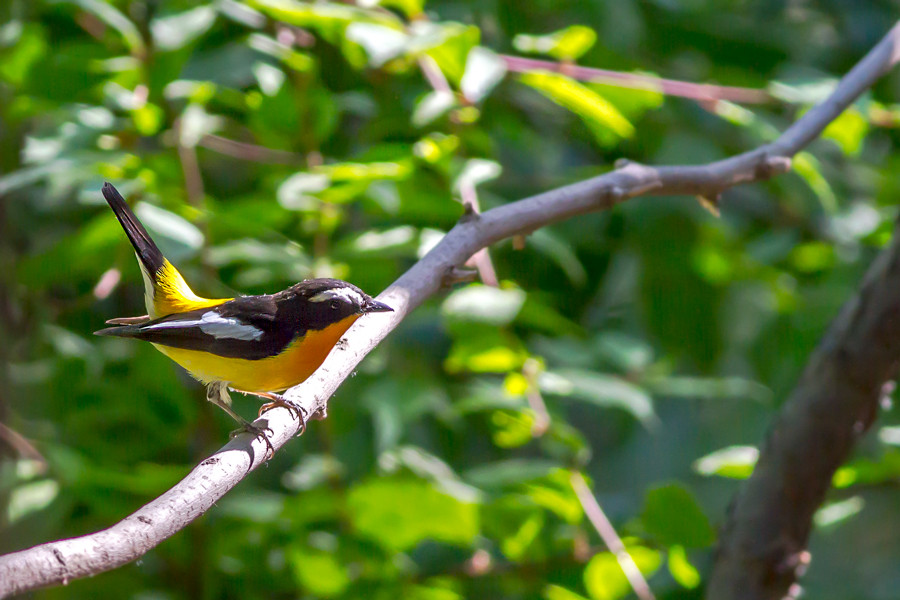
[502,55,772,104]
[570,471,656,600]
[199,134,301,165]
[418,54,453,94]
[458,181,499,287]
[2,20,900,599]
[0,422,46,468]
[522,358,550,436]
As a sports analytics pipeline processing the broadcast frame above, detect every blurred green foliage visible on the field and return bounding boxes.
[1,1,900,599]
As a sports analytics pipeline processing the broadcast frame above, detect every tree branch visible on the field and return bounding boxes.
[2,20,898,600]
[706,216,900,600]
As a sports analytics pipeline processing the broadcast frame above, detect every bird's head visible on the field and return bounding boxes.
[282,279,392,331]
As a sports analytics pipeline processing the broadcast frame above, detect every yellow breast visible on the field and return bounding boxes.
[154,314,361,393]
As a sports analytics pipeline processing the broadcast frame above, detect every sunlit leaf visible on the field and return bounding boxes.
[278,172,330,210]
[544,585,591,600]
[519,71,634,146]
[822,106,869,156]
[513,25,597,61]
[345,22,409,67]
[454,158,502,192]
[151,6,216,51]
[8,479,59,523]
[442,284,526,326]
[814,496,864,529]
[491,409,536,448]
[667,545,701,589]
[584,547,661,600]
[348,476,479,551]
[412,91,457,127]
[693,445,759,479]
[460,46,507,102]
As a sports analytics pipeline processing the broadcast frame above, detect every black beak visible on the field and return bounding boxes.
[364,299,394,313]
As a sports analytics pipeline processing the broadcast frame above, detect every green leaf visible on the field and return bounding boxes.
[463,459,560,489]
[525,470,583,524]
[445,332,528,373]
[376,0,425,18]
[519,71,634,146]
[277,172,330,211]
[641,483,715,548]
[501,510,544,560]
[822,106,869,156]
[61,0,145,55]
[814,496,864,529]
[592,332,653,373]
[151,6,216,51]
[8,479,59,523]
[793,151,837,213]
[584,547,661,600]
[460,46,507,102]
[646,375,772,403]
[490,410,536,448]
[693,445,759,479]
[425,23,480,85]
[513,25,597,61]
[667,545,701,589]
[287,546,350,597]
[317,161,413,182]
[442,284,526,326]
[544,584,591,600]
[587,79,664,121]
[347,476,479,551]
[0,23,47,85]
[345,22,409,67]
[528,229,588,286]
[179,104,223,147]
[454,158,502,192]
[134,202,204,263]
[540,370,656,425]
[412,91,457,127]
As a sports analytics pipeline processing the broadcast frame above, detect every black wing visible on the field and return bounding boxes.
[95,295,304,360]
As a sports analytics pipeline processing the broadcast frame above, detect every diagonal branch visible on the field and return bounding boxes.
[1,20,899,600]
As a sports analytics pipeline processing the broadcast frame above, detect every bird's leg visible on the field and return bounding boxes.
[229,387,307,433]
[206,381,274,458]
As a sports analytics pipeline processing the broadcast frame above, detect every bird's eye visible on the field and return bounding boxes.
[330,299,340,310]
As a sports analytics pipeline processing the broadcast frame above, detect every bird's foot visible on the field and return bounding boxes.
[230,420,275,459]
[258,393,308,435]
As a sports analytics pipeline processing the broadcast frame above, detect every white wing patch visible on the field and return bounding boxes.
[310,287,364,306]
[199,311,264,340]
[145,311,264,341]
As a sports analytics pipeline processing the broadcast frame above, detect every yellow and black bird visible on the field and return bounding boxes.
[95,182,392,445]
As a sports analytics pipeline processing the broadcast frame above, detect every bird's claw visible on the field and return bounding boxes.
[230,421,275,459]
[258,394,308,435]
